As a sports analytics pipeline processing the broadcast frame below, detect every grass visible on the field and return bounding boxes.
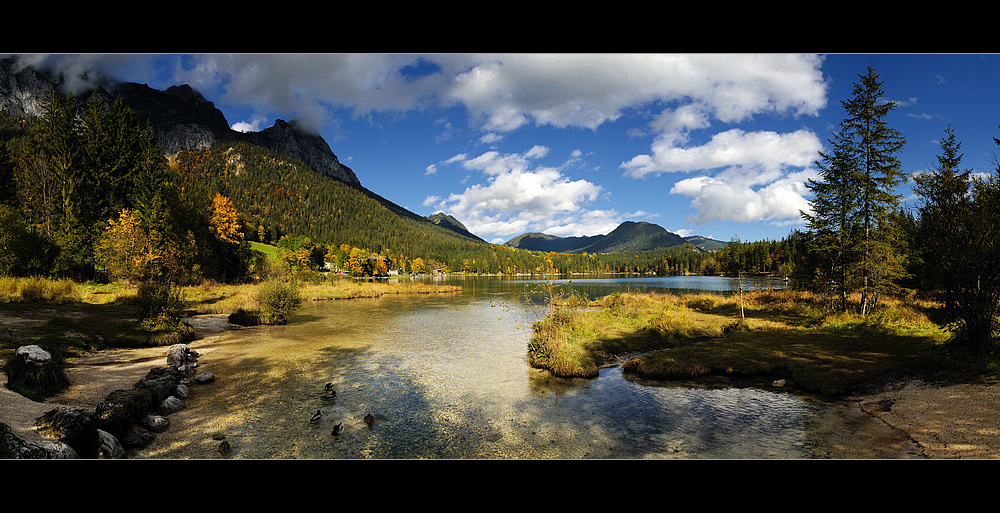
[528,288,983,398]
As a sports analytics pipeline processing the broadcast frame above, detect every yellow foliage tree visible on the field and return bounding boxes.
[210,193,243,245]
[95,209,160,283]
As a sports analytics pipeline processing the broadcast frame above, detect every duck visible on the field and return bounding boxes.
[331,422,345,436]
[320,391,338,401]
[324,382,335,393]
[218,439,232,457]
[364,413,375,428]
[310,410,323,424]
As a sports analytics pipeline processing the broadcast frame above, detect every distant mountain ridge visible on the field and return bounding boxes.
[504,221,726,254]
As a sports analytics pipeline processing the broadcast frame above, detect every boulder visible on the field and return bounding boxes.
[95,388,153,439]
[159,396,184,415]
[137,368,180,404]
[142,414,171,433]
[16,344,51,366]
[91,429,125,459]
[34,406,97,451]
[195,372,215,384]
[122,425,156,448]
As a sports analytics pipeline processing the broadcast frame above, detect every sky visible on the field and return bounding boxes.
[11,53,1000,245]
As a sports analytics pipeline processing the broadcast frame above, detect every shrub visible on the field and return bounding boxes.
[135,281,185,322]
[256,278,302,324]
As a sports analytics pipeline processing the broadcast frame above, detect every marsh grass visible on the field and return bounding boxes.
[529,288,966,396]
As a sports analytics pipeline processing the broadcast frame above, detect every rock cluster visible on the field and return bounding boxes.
[2,343,214,459]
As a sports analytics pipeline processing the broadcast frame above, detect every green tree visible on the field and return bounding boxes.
[913,124,972,311]
[804,66,907,314]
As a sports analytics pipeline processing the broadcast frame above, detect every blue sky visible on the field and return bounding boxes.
[14,53,1000,244]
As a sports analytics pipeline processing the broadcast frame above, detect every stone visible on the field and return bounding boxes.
[142,415,171,433]
[92,429,126,459]
[16,344,51,366]
[34,406,97,450]
[95,388,153,439]
[175,383,190,398]
[159,396,184,415]
[137,370,180,404]
[122,425,156,448]
[195,372,215,384]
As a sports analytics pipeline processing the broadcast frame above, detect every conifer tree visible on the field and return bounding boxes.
[804,66,907,314]
[913,124,972,310]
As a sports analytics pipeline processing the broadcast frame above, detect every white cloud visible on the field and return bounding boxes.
[670,167,820,227]
[231,114,269,133]
[622,128,822,178]
[427,147,642,241]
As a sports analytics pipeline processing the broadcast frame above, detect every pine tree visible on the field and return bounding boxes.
[913,124,972,310]
[804,66,907,314]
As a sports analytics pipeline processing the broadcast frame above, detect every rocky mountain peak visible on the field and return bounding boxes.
[0,57,361,187]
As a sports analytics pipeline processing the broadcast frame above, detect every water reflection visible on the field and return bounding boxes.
[136,276,811,459]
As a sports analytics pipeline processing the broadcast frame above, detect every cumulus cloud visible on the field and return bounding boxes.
[15,53,831,234]
[670,167,820,226]
[426,147,641,242]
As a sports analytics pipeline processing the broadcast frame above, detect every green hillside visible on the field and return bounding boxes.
[169,142,484,264]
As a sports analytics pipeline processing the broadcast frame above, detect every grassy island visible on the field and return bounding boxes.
[527,288,993,398]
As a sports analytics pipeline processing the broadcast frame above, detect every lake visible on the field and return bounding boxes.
[135,275,815,459]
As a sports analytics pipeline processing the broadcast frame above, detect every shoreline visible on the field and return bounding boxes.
[5,284,1000,459]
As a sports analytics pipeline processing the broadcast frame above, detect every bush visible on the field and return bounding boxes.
[257,278,302,324]
[135,281,185,322]
[228,278,302,326]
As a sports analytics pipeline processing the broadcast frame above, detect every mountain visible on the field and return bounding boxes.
[427,213,486,242]
[0,57,360,187]
[505,221,703,254]
[682,235,728,252]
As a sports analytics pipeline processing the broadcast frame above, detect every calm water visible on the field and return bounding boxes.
[135,275,813,459]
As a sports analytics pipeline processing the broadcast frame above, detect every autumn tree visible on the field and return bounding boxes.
[210,193,244,245]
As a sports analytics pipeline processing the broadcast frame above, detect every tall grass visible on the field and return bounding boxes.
[528,288,953,388]
[0,276,81,303]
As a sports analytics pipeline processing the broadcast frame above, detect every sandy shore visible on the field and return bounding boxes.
[4,314,1000,458]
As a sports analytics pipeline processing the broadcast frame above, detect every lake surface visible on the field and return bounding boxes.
[135,275,815,459]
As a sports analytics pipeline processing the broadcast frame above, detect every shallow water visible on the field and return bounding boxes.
[135,276,813,459]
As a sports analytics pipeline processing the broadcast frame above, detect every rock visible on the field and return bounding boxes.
[15,344,51,366]
[159,396,184,415]
[772,379,787,387]
[195,372,215,384]
[95,388,153,440]
[175,383,190,398]
[34,406,97,451]
[34,440,80,459]
[166,344,192,368]
[142,415,171,433]
[122,425,156,448]
[91,429,125,459]
[137,367,180,404]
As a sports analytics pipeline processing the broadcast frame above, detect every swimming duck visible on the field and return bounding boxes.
[310,410,323,424]
[331,422,345,435]
[218,439,232,457]
[364,413,374,428]
[320,391,338,401]
[324,383,335,393]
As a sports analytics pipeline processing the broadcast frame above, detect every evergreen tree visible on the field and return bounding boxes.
[804,66,907,314]
[913,124,972,310]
